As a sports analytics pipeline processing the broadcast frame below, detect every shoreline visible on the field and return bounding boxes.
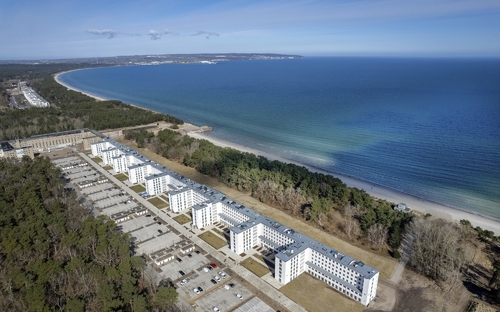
[53,70,500,234]
[55,69,108,101]
[188,131,500,234]
[55,70,166,116]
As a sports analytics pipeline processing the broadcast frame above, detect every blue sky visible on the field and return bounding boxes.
[1,0,500,59]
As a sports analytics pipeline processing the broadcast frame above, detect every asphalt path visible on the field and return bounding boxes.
[79,152,305,312]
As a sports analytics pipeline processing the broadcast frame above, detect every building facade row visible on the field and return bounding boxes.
[1,129,101,160]
[90,137,379,306]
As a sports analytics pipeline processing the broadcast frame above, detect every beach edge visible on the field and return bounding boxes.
[54,70,500,234]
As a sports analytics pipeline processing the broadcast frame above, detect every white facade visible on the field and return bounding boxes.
[169,187,208,213]
[90,137,379,306]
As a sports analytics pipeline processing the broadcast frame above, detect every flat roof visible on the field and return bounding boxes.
[98,136,379,279]
[1,142,14,152]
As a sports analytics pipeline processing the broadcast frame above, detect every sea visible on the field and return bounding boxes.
[59,57,500,220]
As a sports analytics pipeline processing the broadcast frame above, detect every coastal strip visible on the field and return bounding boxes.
[55,70,166,115]
[53,72,500,234]
[188,132,500,234]
[54,70,108,101]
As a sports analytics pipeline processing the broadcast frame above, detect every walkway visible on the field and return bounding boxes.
[80,152,306,312]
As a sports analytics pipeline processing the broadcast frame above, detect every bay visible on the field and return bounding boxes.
[59,57,500,220]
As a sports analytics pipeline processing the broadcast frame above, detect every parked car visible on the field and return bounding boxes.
[229,283,235,288]
[213,308,220,312]
[177,258,182,262]
[214,275,220,282]
[224,284,230,290]
[145,214,151,217]
[193,288,200,294]
[158,229,163,234]
[236,293,243,300]
[210,263,217,269]
[210,279,217,285]
[195,250,200,254]
[219,272,227,279]
[187,253,192,258]
[180,279,187,286]
[203,267,209,273]
[207,266,213,271]
[197,286,203,292]
[179,270,185,276]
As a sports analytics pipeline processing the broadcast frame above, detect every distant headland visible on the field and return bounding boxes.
[0,53,303,65]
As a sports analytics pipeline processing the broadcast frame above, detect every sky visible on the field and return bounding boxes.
[1,0,500,60]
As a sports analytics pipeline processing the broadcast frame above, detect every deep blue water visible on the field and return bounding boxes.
[59,58,500,219]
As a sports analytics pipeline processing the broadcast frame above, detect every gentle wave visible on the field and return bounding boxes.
[59,58,500,219]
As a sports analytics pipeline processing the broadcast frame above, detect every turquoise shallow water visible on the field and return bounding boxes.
[59,58,500,219]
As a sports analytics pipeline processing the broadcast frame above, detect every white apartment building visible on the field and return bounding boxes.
[228,216,379,306]
[90,137,379,306]
[191,191,379,305]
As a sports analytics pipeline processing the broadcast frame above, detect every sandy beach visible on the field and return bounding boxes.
[55,70,108,101]
[55,70,170,116]
[53,71,499,234]
[188,132,500,234]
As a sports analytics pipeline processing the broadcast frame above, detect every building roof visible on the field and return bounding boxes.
[98,137,379,279]
[1,141,14,152]
[27,128,89,140]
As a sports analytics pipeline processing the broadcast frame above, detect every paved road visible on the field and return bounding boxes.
[80,152,306,312]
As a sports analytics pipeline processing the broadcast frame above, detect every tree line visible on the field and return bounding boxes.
[135,128,413,254]
[0,64,183,141]
[0,157,178,311]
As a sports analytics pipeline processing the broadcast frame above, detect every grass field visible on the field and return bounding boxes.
[253,254,265,263]
[160,195,169,202]
[173,214,191,225]
[103,165,113,170]
[198,231,227,250]
[92,156,102,163]
[114,173,129,182]
[130,185,146,193]
[212,228,225,237]
[280,273,364,312]
[240,257,270,277]
[148,197,168,209]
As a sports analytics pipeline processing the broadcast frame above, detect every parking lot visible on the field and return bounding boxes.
[80,182,114,195]
[194,279,253,312]
[119,214,157,233]
[88,188,121,201]
[158,251,209,281]
[53,152,289,312]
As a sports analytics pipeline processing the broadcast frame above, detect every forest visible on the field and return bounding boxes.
[130,128,413,254]
[0,157,179,311]
[2,62,499,309]
[133,128,500,298]
[0,64,183,141]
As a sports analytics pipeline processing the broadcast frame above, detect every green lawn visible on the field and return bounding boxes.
[173,214,191,225]
[130,185,146,193]
[148,197,168,209]
[114,173,129,182]
[103,165,113,170]
[92,156,102,163]
[160,195,169,202]
[198,231,227,250]
[240,257,270,277]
